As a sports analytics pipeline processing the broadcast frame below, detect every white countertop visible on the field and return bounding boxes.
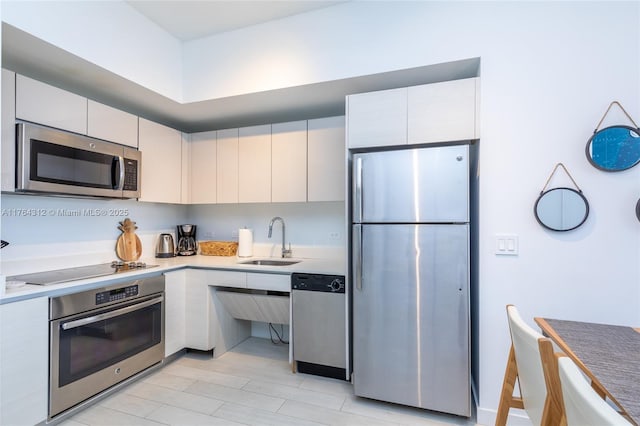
[1,254,345,304]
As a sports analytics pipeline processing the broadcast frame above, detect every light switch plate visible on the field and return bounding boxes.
[495,234,519,255]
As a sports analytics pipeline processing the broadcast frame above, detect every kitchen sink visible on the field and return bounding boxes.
[240,259,300,266]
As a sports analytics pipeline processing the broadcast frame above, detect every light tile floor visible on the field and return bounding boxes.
[61,338,478,426]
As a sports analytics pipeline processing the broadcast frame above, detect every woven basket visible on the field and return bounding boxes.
[199,241,238,256]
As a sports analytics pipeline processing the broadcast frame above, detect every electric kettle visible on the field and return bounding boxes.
[155,233,175,258]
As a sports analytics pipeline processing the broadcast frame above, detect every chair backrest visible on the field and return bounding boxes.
[558,357,631,426]
[506,305,548,425]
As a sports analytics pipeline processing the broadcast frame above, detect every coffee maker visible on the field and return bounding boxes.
[176,224,197,256]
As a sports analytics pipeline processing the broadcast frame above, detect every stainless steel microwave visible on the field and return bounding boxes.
[16,122,141,199]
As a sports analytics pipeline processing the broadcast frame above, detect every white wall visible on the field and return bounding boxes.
[186,5,640,422]
[1,2,639,424]
[1,0,183,101]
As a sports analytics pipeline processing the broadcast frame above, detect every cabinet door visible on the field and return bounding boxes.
[16,74,87,134]
[190,130,217,204]
[216,128,239,204]
[272,120,307,203]
[164,270,186,357]
[87,100,138,147]
[308,116,346,202]
[408,78,478,144]
[2,69,16,192]
[238,124,271,203]
[0,297,48,426]
[347,87,407,148]
[184,271,216,351]
[138,118,182,203]
[181,133,191,204]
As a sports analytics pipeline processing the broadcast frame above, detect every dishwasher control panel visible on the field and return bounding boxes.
[291,273,345,293]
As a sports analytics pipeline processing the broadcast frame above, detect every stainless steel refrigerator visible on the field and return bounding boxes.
[351,144,471,416]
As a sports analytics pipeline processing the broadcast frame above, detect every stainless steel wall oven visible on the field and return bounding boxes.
[49,275,165,419]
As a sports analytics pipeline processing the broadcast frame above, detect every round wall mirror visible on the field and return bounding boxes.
[534,187,590,232]
[586,125,640,171]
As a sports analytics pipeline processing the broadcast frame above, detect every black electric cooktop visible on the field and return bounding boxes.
[8,261,158,286]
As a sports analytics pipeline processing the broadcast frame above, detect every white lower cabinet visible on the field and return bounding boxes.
[0,297,48,426]
[184,269,217,351]
[246,273,290,292]
[164,270,186,357]
[182,270,291,357]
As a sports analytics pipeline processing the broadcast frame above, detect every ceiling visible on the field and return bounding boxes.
[125,1,345,41]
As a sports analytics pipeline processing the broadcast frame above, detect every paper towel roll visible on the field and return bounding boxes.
[237,228,253,257]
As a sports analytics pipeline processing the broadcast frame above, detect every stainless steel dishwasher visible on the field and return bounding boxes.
[291,273,346,380]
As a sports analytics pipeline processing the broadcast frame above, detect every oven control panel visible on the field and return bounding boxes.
[95,285,139,305]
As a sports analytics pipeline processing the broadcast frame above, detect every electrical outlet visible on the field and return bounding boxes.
[203,231,214,239]
[329,232,340,240]
[231,230,239,238]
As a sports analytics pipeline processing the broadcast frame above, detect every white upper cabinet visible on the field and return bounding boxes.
[272,120,307,203]
[347,78,480,149]
[2,69,16,192]
[87,100,138,148]
[238,124,271,203]
[16,74,87,134]
[308,116,346,202]
[190,130,217,204]
[347,87,407,149]
[138,117,182,203]
[181,133,191,204]
[408,77,479,144]
[216,128,239,204]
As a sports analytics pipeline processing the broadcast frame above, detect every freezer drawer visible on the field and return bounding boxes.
[353,145,469,223]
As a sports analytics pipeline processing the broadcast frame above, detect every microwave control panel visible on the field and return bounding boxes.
[123,159,138,191]
[96,284,139,305]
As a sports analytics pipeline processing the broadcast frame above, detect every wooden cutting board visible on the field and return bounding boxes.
[115,218,142,261]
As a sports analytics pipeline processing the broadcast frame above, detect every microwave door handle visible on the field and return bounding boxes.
[112,156,125,190]
[61,295,163,330]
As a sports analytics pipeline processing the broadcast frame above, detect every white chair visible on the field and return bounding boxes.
[496,305,565,426]
[557,357,631,426]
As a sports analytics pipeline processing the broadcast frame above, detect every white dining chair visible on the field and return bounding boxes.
[557,357,631,426]
[496,305,565,426]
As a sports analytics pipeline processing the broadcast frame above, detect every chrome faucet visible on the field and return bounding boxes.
[268,216,292,258]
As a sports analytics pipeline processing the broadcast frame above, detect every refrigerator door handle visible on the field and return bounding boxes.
[354,156,363,223]
[353,224,363,290]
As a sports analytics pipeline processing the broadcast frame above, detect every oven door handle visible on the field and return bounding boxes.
[61,295,163,330]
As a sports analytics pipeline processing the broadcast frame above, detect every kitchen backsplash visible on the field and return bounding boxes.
[187,201,345,246]
[0,194,345,274]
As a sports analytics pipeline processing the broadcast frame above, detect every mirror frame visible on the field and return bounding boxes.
[585,125,640,172]
[534,187,590,232]
[636,198,640,223]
